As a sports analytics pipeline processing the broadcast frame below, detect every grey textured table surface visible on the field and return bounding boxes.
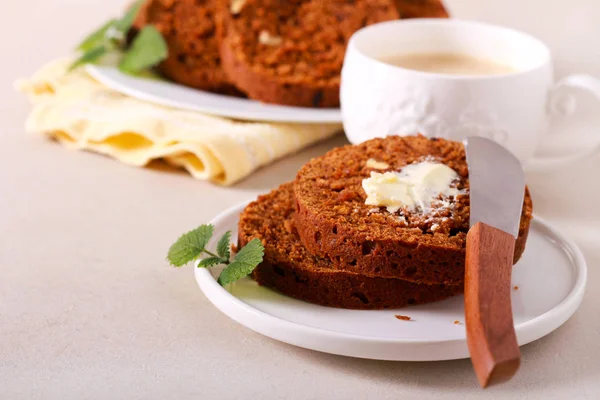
[2,1,599,399]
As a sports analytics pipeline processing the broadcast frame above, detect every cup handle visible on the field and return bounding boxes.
[526,74,600,172]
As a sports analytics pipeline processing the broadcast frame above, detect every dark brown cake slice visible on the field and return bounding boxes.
[293,135,533,285]
[133,0,240,94]
[238,182,462,310]
[217,0,400,108]
[394,0,449,18]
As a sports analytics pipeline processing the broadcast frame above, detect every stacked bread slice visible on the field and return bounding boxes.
[133,0,449,107]
[239,135,533,309]
[217,0,401,107]
[133,0,241,95]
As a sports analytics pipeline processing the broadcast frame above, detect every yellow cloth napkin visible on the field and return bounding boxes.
[16,59,342,185]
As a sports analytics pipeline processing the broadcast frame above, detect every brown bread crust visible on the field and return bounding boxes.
[239,183,463,309]
[217,0,400,107]
[293,136,533,285]
[134,0,241,95]
[394,0,449,18]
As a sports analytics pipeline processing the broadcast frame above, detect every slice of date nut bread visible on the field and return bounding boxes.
[239,183,463,310]
[133,0,241,94]
[393,0,449,18]
[217,0,400,107]
[293,135,533,285]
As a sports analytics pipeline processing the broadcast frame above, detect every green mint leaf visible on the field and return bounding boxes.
[77,19,118,52]
[198,256,225,268]
[217,238,264,286]
[167,224,214,267]
[119,26,168,74]
[69,45,108,71]
[216,231,232,260]
[114,0,144,34]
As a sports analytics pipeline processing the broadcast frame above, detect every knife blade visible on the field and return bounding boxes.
[466,137,525,237]
[463,136,526,388]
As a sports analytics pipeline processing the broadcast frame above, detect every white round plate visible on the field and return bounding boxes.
[86,65,342,123]
[195,201,587,361]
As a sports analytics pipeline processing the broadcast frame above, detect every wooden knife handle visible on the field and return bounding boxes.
[465,222,520,388]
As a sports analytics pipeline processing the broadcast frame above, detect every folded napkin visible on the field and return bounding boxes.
[16,59,342,185]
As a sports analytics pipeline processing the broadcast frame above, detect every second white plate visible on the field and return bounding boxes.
[86,65,342,123]
[195,201,587,361]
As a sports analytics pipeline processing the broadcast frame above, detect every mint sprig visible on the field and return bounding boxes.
[119,26,168,74]
[216,231,231,260]
[167,225,214,267]
[69,45,108,71]
[70,0,168,74]
[114,0,145,34]
[217,239,264,286]
[167,224,265,286]
[77,19,118,52]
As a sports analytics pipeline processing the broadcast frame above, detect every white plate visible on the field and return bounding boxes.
[86,65,342,123]
[195,201,587,361]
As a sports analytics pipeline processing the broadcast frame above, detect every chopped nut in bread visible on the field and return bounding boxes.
[366,158,390,170]
[258,30,282,46]
[230,0,245,15]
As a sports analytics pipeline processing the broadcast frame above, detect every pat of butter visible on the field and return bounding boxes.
[362,161,461,213]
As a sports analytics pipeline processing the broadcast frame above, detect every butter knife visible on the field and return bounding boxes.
[464,136,526,388]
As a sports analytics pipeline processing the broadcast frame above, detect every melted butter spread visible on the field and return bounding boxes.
[362,161,461,213]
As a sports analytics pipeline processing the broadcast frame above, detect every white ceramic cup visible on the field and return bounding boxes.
[341,19,600,170]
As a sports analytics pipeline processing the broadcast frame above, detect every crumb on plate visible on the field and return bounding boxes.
[395,315,411,321]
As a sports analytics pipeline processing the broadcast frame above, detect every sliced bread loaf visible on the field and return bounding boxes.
[217,0,400,107]
[239,182,462,309]
[293,135,533,285]
[134,0,240,94]
[394,0,449,18]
